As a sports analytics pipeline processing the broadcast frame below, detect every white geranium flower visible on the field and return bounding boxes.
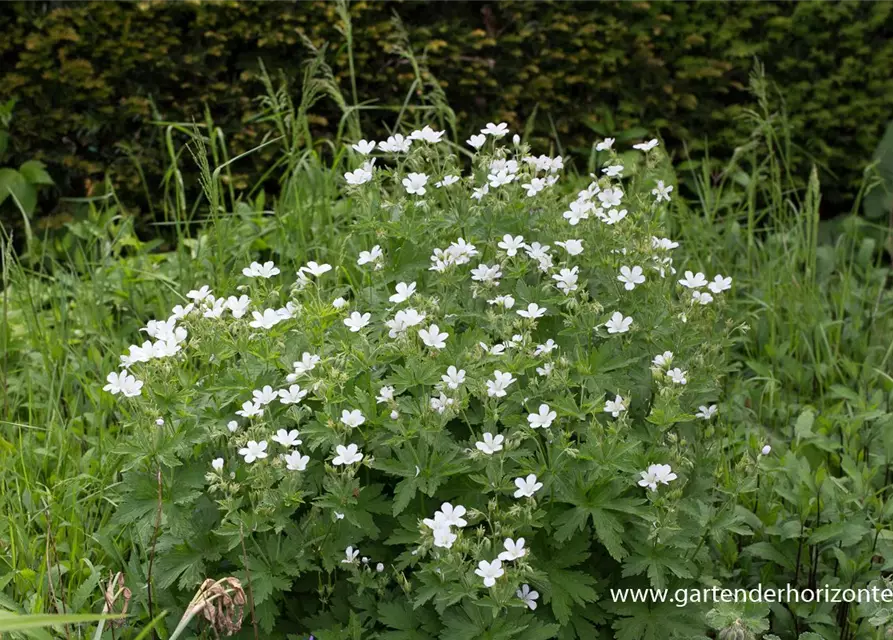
[227,420,239,433]
[300,261,332,278]
[604,395,626,418]
[402,172,429,196]
[555,239,584,255]
[433,527,458,549]
[279,384,308,405]
[475,559,504,587]
[652,351,674,368]
[696,404,718,420]
[667,368,688,385]
[211,458,224,471]
[343,312,371,332]
[284,451,310,471]
[513,474,543,498]
[341,409,366,429]
[521,177,546,197]
[103,371,143,397]
[378,134,412,153]
[442,366,466,390]
[563,199,592,225]
[652,180,674,202]
[242,261,280,279]
[605,311,632,334]
[293,352,321,376]
[534,339,557,356]
[435,175,460,188]
[487,295,515,309]
[638,463,677,491]
[466,134,486,149]
[186,285,212,302]
[386,308,426,338]
[603,164,624,177]
[498,538,527,561]
[437,503,468,528]
[598,187,623,208]
[471,183,489,200]
[481,122,509,137]
[226,295,251,318]
[238,440,268,464]
[332,443,363,466]
[617,265,646,290]
[332,296,348,309]
[633,138,659,151]
[470,263,503,285]
[604,208,628,224]
[708,274,733,294]
[344,166,373,185]
[692,290,714,305]
[498,234,526,257]
[271,429,302,448]
[252,385,278,405]
[376,386,395,403]
[517,303,546,319]
[351,139,376,155]
[678,270,707,288]
[357,244,384,267]
[527,404,556,429]
[475,432,505,455]
[249,309,283,329]
[517,584,539,610]
[553,267,579,295]
[235,400,263,418]
[486,371,516,397]
[430,393,454,414]
[342,546,360,564]
[409,125,445,143]
[596,138,615,151]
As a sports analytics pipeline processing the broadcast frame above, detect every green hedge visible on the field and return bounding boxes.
[2,0,892,219]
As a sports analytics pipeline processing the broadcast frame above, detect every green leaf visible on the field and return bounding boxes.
[545,567,598,624]
[19,160,54,185]
[0,167,37,214]
[864,120,893,220]
[0,612,124,632]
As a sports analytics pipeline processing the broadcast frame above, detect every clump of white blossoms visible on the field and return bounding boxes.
[104,123,736,635]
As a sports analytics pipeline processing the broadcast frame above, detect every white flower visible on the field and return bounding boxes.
[596,138,615,151]
[498,538,527,562]
[402,172,429,196]
[487,169,516,188]
[475,432,505,455]
[284,451,310,471]
[521,177,546,197]
[667,368,688,385]
[278,384,308,405]
[517,584,539,610]
[342,546,360,564]
[617,265,645,291]
[252,385,278,406]
[652,351,674,368]
[708,275,733,294]
[486,371,516,397]
[378,134,412,153]
[696,404,718,420]
[527,404,556,429]
[652,180,674,202]
[638,463,677,491]
[409,125,445,143]
[603,164,624,177]
[604,208,628,225]
[186,285,212,302]
[433,527,458,549]
[498,234,526,257]
[678,270,707,289]
[598,187,623,208]
[391,410,400,420]
[341,409,366,428]
[335,512,345,520]
[692,290,714,305]
[211,458,224,471]
[471,263,502,285]
[242,261,280,279]
[332,443,363,466]
[376,386,395,403]
[437,503,468,528]
[430,393,454,414]
[343,312,371,332]
[202,297,227,318]
[226,295,251,318]
[555,239,583,255]
[534,339,557,356]
[475,559,504,587]
[652,236,680,251]
[357,245,384,267]
[293,352,321,376]
[563,199,592,225]
[272,429,302,448]
[227,420,239,433]
[238,440,268,464]
[633,138,659,151]
[332,296,348,309]
[471,183,489,200]
[236,400,263,418]
[435,175,460,188]
[300,261,332,278]
[376,563,385,572]
[605,311,633,334]
[481,122,509,137]
[513,474,543,498]
[761,445,772,456]
[487,295,515,309]
[442,366,466,390]
[553,267,579,295]
[386,308,426,338]
[352,139,376,155]
[517,303,546,319]
[466,134,487,149]
[103,371,143,397]
[604,395,626,418]
[536,362,553,377]
[344,166,373,185]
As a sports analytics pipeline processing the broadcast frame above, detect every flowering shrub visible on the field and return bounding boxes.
[106,123,746,637]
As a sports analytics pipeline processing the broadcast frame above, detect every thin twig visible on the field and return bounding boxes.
[147,467,163,640]
[239,523,260,640]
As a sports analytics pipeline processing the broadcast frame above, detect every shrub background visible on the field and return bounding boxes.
[2,0,892,220]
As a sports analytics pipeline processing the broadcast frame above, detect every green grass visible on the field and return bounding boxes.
[1,57,891,639]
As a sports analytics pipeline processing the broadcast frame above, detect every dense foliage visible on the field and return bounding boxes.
[2,0,892,220]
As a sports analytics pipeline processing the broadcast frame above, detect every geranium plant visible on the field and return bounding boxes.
[105,122,746,638]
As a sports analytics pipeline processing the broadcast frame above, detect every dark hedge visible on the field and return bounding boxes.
[1,0,891,220]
